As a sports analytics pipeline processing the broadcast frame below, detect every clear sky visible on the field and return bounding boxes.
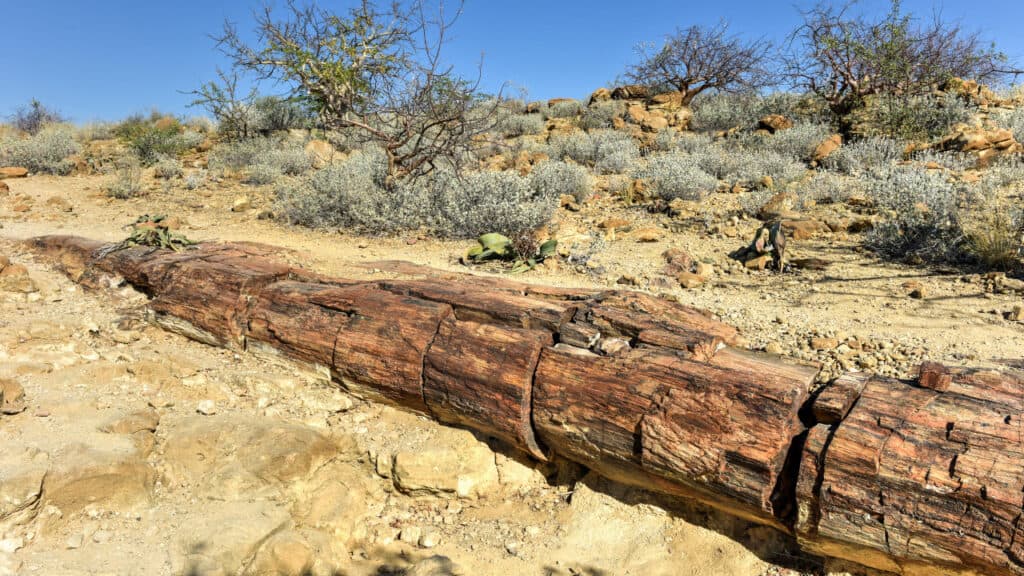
[2,0,1023,122]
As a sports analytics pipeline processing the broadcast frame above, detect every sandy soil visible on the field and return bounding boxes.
[1,168,1022,576]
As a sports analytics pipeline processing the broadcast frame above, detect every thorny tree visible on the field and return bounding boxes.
[214,0,498,187]
[623,21,774,105]
[189,68,261,140]
[784,0,1020,125]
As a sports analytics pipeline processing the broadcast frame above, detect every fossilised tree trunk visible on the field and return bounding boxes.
[27,235,1024,576]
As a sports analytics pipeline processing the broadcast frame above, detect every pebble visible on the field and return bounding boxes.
[399,526,422,545]
[418,530,440,549]
[66,533,84,550]
[196,400,217,415]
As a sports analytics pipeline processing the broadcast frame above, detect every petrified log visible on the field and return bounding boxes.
[27,235,1024,576]
[798,369,1024,576]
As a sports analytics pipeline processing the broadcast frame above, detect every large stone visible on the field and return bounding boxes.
[291,461,380,545]
[392,430,499,499]
[757,114,793,133]
[173,501,291,576]
[0,167,28,179]
[248,531,314,576]
[811,134,842,163]
[161,415,348,500]
[0,449,48,529]
[43,441,153,515]
[0,263,37,294]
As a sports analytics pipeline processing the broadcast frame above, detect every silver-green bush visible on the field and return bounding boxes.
[529,160,592,201]
[153,155,183,179]
[579,100,625,130]
[633,153,718,201]
[276,149,558,238]
[822,138,903,175]
[0,125,81,175]
[544,100,584,119]
[863,165,970,263]
[498,113,546,137]
[550,129,638,173]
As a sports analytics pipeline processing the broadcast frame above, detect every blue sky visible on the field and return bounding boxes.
[2,0,1023,122]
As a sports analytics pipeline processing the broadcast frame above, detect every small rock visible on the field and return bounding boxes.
[677,272,705,289]
[0,263,37,294]
[45,196,73,212]
[633,227,661,242]
[810,337,839,351]
[598,217,631,231]
[1005,305,1023,322]
[744,254,772,271]
[92,529,112,544]
[231,196,251,212]
[66,533,84,550]
[0,167,29,178]
[504,541,519,556]
[902,281,927,299]
[196,400,217,415]
[399,526,422,545]
[418,530,440,549]
[0,378,26,415]
[694,262,714,277]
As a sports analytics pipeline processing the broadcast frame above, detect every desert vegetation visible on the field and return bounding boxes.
[2,0,1023,273]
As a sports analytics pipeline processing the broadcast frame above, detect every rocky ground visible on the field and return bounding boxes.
[1,168,1023,576]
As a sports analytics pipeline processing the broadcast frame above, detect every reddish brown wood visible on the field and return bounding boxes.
[246,281,353,368]
[802,370,1024,575]
[312,284,452,412]
[423,317,552,459]
[918,361,953,391]
[581,291,740,355]
[812,372,870,425]
[639,349,815,524]
[378,279,577,332]
[533,344,814,526]
[147,249,293,348]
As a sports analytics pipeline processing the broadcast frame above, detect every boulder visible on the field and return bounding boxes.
[43,441,154,515]
[0,167,28,179]
[161,415,347,500]
[811,134,843,163]
[757,114,794,133]
[0,263,37,294]
[588,87,612,104]
[392,429,499,498]
[172,501,292,576]
[611,84,649,100]
[781,219,830,240]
